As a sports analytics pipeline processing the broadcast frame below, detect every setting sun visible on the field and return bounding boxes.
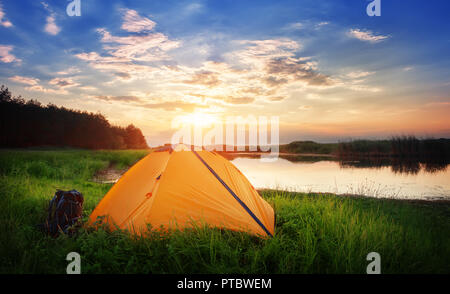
[173,111,219,129]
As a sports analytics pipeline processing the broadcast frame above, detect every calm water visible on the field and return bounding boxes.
[230,157,450,200]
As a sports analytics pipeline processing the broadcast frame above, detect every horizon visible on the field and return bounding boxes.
[1,0,450,147]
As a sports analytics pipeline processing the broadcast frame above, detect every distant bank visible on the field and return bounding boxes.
[157,137,450,161]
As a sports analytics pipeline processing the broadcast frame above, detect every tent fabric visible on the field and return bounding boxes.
[89,149,275,237]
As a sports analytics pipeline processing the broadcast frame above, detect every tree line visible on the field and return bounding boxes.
[337,136,450,160]
[0,85,148,149]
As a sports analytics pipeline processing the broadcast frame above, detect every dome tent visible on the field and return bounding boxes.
[89,145,274,237]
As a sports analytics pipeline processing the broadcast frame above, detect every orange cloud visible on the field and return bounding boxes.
[120,9,156,32]
[49,77,79,88]
[0,4,13,27]
[9,75,39,85]
[348,29,389,43]
[0,45,20,63]
[183,71,221,87]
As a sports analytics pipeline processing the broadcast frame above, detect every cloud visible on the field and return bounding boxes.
[262,76,288,87]
[265,57,333,86]
[238,87,267,96]
[171,38,334,107]
[76,9,335,107]
[9,75,39,85]
[41,2,60,35]
[184,3,203,14]
[113,72,132,80]
[91,94,206,112]
[120,9,156,32]
[79,86,97,92]
[44,15,60,35]
[94,95,143,103]
[56,67,81,75]
[25,85,67,94]
[13,73,74,94]
[235,39,301,61]
[0,45,20,63]
[75,10,179,82]
[298,105,312,111]
[185,92,257,106]
[331,71,382,92]
[267,96,285,102]
[97,28,180,62]
[424,101,450,107]
[285,22,303,30]
[348,29,389,43]
[49,77,79,88]
[75,50,161,81]
[316,21,329,28]
[141,101,207,112]
[74,51,124,63]
[229,39,332,87]
[346,71,375,79]
[183,70,221,87]
[0,3,13,27]
[346,84,382,93]
[223,97,255,105]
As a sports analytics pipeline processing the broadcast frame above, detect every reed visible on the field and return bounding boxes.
[337,136,450,160]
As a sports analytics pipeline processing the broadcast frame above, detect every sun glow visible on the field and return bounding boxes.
[174,111,219,128]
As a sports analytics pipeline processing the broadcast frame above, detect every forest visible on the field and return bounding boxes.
[0,85,148,149]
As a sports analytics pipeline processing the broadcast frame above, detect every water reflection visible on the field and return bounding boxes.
[229,156,450,200]
[219,152,333,163]
[339,158,448,175]
[219,152,449,175]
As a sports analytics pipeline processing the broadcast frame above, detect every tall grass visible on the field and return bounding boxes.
[337,136,450,160]
[280,141,338,155]
[0,150,449,274]
[337,140,391,157]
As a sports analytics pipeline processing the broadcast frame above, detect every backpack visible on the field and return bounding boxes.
[40,189,84,237]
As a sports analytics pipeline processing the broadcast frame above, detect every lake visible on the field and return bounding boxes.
[229,156,450,200]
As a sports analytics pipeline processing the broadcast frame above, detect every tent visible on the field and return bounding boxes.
[89,146,275,237]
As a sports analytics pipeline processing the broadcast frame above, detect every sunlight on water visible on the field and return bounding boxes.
[231,158,450,200]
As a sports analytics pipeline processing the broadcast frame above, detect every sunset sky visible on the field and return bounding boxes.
[1,0,449,146]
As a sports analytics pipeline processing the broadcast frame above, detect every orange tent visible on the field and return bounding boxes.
[89,146,274,237]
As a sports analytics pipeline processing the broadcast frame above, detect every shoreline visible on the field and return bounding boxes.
[218,151,336,158]
[90,164,450,203]
[258,189,450,205]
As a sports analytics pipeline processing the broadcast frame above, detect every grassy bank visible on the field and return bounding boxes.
[280,137,450,160]
[0,149,449,274]
[280,141,338,155]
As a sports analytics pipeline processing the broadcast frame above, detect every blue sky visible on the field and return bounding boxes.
[1,0,449,145]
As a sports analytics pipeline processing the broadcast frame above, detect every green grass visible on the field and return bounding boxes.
[0,150,449,274]
[280,141,338,155]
